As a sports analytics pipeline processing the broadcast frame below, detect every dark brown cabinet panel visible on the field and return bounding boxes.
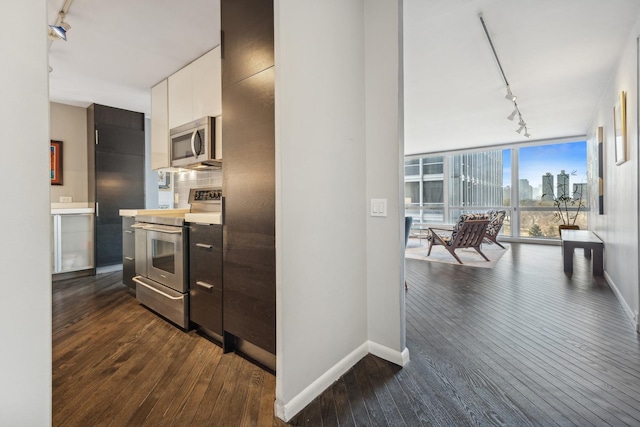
[189,224,223,335]
[88,104,145,268]
[222,67,275,355]
[221,0,274,88]
[221,0,275,364]
[94,104,145,131]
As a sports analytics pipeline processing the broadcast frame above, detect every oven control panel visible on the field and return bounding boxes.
[188,187,222,204]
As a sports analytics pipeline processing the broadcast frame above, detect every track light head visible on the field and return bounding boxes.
[524,130,531,137]
[49,11,70,42]
[516,124,525,134]
[49,25,67,41]
[505,87,516,102]
[507,109,517,121]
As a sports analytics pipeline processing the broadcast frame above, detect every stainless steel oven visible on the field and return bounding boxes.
[146,224,186,292]
[133,214,189,329]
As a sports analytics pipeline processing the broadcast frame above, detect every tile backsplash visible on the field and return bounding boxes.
[174,169,223,208]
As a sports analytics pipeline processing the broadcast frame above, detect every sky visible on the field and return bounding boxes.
[502,141,587,189]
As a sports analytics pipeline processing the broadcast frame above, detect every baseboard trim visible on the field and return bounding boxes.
[274,341,409,422]
[604,270,638,331]
[368,340,410,366]
[96,264,123,274]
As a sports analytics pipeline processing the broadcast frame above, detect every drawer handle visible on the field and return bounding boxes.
[196,243,213,249]
[125,230,134,234]
[124,256,134,261]
[196,281,213,290]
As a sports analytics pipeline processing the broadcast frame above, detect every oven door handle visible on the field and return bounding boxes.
[133,276,184,300]
[143,225,183,234]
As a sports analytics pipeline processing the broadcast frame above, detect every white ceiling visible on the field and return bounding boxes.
[48,0,640,154]
[47,0,220,115]
[404,0,640,154]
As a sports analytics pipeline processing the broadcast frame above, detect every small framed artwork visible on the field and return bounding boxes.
[50,140,63,185]
[613,91,627,165]
[158,170,172,190]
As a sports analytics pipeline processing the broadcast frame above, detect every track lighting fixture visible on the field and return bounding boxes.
[479,13,531,138]
[505,87,516,102]
[49,22,70,41]
[48,5,73,42]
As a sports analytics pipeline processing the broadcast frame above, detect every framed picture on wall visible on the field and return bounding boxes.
[51,140,63,185]
[613,91,627,165]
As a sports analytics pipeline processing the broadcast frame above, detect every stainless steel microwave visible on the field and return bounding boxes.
[170,116,222,169]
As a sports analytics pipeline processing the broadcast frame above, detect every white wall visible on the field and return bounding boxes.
[364,0,407,359]
[275,0,404,421]
[587,13,640,326]
[50,102,89,203]
[0,1,52,425]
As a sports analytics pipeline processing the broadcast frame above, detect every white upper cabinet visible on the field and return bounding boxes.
[168,46,222,129]
[193,47,222,121]
[150,79,170,170]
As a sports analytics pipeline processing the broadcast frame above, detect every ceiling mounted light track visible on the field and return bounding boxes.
[479,13,531,138]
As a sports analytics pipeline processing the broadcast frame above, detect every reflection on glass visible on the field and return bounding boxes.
[152,240,175,274]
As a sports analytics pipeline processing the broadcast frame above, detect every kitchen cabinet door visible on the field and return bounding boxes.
[168,63,193,129]
[151,79,170,170]
[52,213,94,274]
[168,47,222,129]
[221,0,274,88]
[222,68,275,356]
[192,47,222,120]
[94,126,144,267]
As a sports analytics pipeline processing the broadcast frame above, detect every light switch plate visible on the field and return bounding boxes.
[370,198,387,217]
[59,196,72,203]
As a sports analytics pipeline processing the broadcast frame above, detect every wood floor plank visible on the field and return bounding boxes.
[52,243,640,426]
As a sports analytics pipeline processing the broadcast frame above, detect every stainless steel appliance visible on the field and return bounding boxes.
[170,116,222,169]
[132,187,223,329]
[133,213,189,328]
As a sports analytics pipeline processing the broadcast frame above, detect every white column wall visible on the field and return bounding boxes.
[364,0,407,361]
[275,0,404,421]
[0,1,52,425]
[588,12,640,326]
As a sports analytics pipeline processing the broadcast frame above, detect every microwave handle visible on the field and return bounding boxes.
[190,129,198,159]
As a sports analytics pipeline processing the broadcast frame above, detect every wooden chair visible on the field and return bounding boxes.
[427,214,490,264]
[483,209,506,248]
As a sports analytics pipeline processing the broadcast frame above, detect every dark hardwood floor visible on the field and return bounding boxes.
[53,243,640,426]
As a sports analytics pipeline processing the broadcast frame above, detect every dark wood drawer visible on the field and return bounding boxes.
[189,224,223,333]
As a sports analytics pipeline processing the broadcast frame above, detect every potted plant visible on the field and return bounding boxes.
[541,170,586,235]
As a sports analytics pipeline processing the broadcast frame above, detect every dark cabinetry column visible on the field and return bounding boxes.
[88,105,145,268]
[221,0,276,368]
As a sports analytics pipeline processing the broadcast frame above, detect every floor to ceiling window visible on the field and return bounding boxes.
[405,140,588,240]
[516,141,588,238]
